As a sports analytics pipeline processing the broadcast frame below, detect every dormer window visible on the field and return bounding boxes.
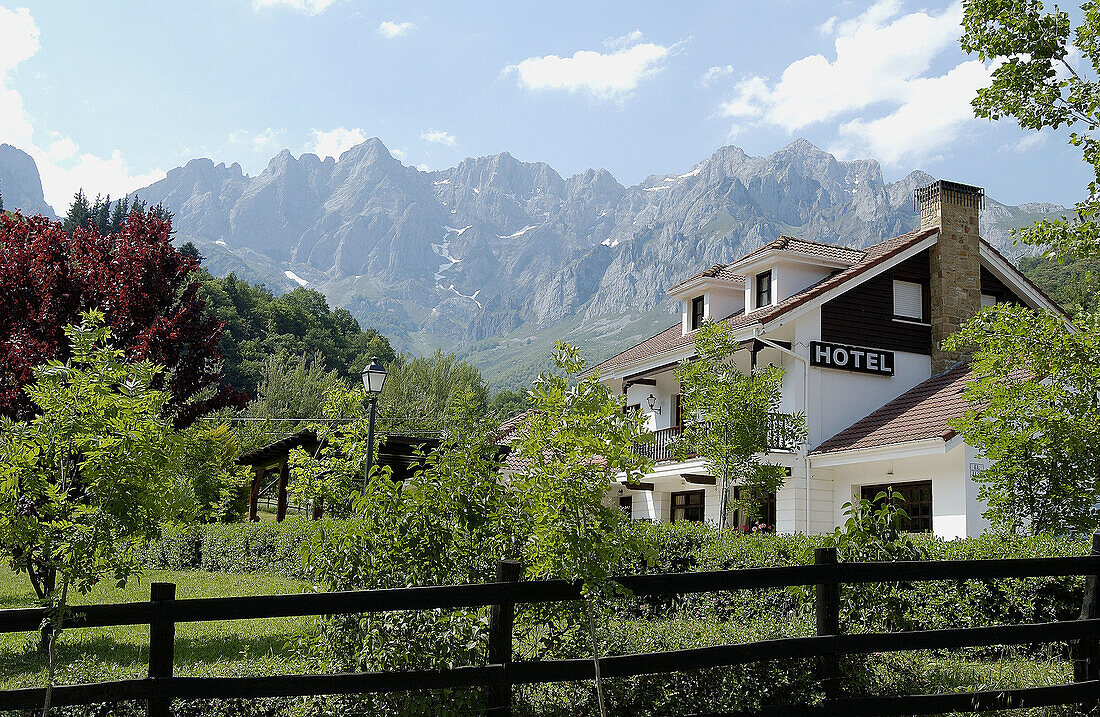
[690,295,705,330]
[755,270,772,309]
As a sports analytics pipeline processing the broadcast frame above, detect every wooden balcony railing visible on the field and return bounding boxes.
[632,413,802,464]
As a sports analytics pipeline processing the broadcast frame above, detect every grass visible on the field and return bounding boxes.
[0,565,315,690]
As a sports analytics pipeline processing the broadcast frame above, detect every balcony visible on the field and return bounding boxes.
[632,413,802,464]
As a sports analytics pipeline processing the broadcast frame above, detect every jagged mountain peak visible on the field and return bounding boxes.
[0,138,1059,376]
[0,144,54,217]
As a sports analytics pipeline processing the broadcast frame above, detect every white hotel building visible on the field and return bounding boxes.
[589,181,1066,539]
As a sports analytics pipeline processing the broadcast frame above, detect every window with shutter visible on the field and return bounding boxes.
[981,293,997,308]
[892,279,923,320]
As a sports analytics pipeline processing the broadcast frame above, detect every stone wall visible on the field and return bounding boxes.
[920,182,982,374]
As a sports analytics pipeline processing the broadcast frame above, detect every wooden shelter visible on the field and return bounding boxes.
[236,429,442,521]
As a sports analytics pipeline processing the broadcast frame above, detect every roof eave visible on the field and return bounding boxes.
[809,436,954,466]
[667,275,745,300]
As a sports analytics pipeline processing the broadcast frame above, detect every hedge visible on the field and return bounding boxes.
[139,519,317,579]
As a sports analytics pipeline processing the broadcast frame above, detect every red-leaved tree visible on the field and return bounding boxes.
[0,211,248,427]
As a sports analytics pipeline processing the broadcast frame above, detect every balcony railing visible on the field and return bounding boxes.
[632,413,802,464]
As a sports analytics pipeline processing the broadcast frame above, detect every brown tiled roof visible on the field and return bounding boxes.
[589,227,937,376]
[497,409,535,442]
[811,363,975,454]
[667,263,745,293]
[734,236,866,267]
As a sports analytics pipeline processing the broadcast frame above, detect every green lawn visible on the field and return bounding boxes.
[0,566,315,689]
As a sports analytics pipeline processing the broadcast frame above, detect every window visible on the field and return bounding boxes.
[619,496,633,519]
[672,394,682,429]
[732,487,776,531]
[755,270,772,309]
[893,279,923,320]
[981,293,997,308]
[690,295,705,330]
[860,480,933,533]
[671,490,705,523]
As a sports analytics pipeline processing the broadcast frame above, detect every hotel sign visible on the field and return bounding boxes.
[810,341,894,376]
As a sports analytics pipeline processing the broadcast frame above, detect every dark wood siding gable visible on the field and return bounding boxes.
[820,250,932,355]
[980,266,1027,305]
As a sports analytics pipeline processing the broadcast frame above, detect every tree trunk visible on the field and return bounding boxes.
[588,601,608,717]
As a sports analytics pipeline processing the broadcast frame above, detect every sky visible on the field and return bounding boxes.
[0,0,1090,212]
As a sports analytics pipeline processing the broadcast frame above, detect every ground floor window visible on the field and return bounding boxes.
[619,495,633,519]
[860,480,933,533]
[732,487,777,531]
[671,489,705,523]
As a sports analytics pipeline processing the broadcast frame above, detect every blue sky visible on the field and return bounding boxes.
[0,0,1089,212]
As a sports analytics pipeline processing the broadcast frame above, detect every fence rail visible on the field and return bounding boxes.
[4,543,1100,716]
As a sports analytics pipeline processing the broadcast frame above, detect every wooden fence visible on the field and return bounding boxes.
[5,538,1100,717]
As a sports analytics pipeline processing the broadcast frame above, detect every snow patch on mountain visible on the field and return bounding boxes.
[284,270,309,287]
[497,224,538,239]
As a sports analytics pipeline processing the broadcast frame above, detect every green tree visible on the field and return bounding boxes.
[0,312,184,602]
[511,343,652,716]
[225,350,349,453]
[61,190,90,234]
[1019,253,1100,317]
[198,273,395,397]
[298,389,515,715]
[675,321,806,530]
[961,0,1100,258]
[488,387,531,419]
[0,312,185,712]
[944,304,1100,534]
[377,350,489,432]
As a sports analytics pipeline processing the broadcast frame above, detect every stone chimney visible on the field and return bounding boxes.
[916,180,983,374]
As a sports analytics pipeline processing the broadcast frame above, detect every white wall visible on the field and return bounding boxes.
[777,262,834,303]
[812,349,931,449]
[709,286,745,321]
[825,446,977,539]
[964,443,992,536]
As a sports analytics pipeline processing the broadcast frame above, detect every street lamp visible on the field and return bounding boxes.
[361,356,388,490]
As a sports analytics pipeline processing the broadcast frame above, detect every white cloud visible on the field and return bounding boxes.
[999,132,1048,154]
[831,60,991,165]
[379,20,415,38]
[0,6,164,212]
[390,147,407,161]
[251,0,337,15]
[701,64,734,87]
[505,32,671,101]
[307,127,366,159]
[604,30,643,50]
[719,0,989,165]
[46,135,77,162]
[229,127,287,152]
[420,129,456,146]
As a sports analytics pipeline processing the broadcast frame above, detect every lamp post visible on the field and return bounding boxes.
[361,356,388,491]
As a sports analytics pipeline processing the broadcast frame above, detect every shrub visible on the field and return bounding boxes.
[517,615,819,716]
[138,519,316,578]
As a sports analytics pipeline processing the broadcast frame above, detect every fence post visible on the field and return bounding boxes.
[148,582,176,717]
[488,560,520,717]
[815,547,840,714]
[1075,532,1100,705]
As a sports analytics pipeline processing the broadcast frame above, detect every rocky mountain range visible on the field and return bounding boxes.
[0,138,1065,387]
[0,144,55,218]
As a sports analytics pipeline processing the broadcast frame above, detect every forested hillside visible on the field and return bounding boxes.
[1018,254,1100,317]
[197,270,395,397]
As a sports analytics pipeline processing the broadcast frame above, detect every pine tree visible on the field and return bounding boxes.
[108,196,129,233]
[90,194,111,234]
[62,190,91,234]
